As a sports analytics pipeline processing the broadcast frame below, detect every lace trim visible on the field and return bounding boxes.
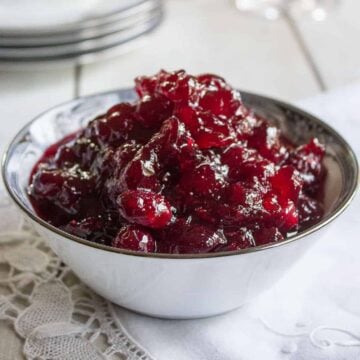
[0,222,154,360]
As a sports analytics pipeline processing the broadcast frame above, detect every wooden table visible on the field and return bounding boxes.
[0,0,359,358]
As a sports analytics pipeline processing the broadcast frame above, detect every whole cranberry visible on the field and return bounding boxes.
[94,103,136,146]
[91,147,115,179]
[297,193,324,227]
[197,73,228,89]
[270,165,303,203]
[136,69,199,104]
[105,141,140,174]
[277,199,299,233]
[61,216,105,241]
[232,112,260,141]
[252,226,284,246]
[223,227,256,251]
[199,88,242,118]
[146,116,188,161]
[197,74,245,115]
[222,145,247,180]
[117,117,195,193]
[214,203,246,227]
[228,181,266,207]
[178,161,227,199]
[193,200,220,225]
[227,182,294,228]
[136,94,174,129]
[262,191,282,217]
[155,116,196,168]
[30,167,95,214]
[227,182,247,205]
[287,138,325,193]
[116,152,161,194]
[247,121,288,164]
[156,216,192,246]
[222,145,274,182]
[100,143,142,198]
[139,117,190,158]
[54,145,78,167]
[55,137,100,169]
[112,225,156,252]
[169,224,226,254]
[117,189,172,229]
[177,107,235,149]
[40,132,77,163]
[156,69,199,104]
[135,75,157,97]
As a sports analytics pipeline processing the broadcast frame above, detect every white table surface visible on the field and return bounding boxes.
[0,0,359,358]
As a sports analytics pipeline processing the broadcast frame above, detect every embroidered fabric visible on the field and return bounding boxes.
[0,191,154,360]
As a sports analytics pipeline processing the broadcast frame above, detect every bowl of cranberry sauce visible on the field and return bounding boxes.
[28,71,328,253]
[3,70,358,318]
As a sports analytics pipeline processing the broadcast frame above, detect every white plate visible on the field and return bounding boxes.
[0,37,147,70]
[0,10,162,59]
[0,0,154,35]
[0,2,161,47]
[0,12,162,68]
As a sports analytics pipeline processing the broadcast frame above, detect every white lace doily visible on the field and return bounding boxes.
[0,190,154,360]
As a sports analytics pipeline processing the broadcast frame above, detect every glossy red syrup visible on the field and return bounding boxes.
[28,70,325,254]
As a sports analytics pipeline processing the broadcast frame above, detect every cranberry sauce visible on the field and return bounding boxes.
[28,70,325,254]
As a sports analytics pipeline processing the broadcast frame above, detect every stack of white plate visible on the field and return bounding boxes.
[0,0,163,68]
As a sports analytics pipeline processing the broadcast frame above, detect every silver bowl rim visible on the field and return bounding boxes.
[2,88,359,260]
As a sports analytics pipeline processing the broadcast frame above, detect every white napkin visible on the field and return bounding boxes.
[113,83,360,360]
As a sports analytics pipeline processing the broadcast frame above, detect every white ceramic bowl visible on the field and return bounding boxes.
[2,89,358,319]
